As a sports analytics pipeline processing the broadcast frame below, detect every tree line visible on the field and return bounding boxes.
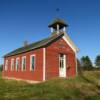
[77,55,100,73]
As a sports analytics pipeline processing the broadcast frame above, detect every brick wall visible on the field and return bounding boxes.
[2,48,43,81]
[45,37,76,80]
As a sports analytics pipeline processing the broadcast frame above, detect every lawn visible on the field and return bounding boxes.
[0,71,100,100]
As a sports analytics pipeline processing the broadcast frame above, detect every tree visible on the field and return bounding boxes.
[80,56,93,70]
[77,59,82,75]
[95,55,100,68]
[80,56,85,67]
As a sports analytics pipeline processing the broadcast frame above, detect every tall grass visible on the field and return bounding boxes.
[0,71,100,100]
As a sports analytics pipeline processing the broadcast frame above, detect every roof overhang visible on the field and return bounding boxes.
[62,32,79,53]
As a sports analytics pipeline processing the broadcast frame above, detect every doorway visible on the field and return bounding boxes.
[59,54,66,77]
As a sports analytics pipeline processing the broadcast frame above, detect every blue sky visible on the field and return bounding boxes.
[0,0,100,64]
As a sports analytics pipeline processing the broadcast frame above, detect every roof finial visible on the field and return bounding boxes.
[56,8,60,12]
[56,8,60,18]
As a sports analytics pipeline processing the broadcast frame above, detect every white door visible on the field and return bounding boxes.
[59,54,66,77]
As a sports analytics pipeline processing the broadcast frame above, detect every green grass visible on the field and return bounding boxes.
[0,71,100,100]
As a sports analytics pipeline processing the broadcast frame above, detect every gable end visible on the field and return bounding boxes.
[62,36,78,53]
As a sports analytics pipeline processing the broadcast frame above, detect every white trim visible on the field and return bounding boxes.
[43,48,46,81]
[63,36,76,53]
[22,56,26,71]
[11,58,14,71]
[5,60,8,71]
[30,54,35,71]
[57,24,60,34]
[75,53,78,76]
[64,55,66,77]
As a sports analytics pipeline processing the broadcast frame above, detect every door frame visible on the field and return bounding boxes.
[59,54,66,77]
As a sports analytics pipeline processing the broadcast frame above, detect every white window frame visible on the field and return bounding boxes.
[30,55,35,71]
[22,56,26,71]
[16,57,20,71]
[11,59,14,71]
[5,60,8,71]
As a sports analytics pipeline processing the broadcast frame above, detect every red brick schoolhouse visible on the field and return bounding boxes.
[2,18,79,82]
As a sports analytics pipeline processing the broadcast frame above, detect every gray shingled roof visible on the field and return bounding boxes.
[4,33,64,57]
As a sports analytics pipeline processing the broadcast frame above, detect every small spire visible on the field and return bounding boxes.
[56,8,60,18]
[56,8,60,12]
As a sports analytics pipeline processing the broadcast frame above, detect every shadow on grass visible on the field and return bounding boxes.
[81,75,100,95]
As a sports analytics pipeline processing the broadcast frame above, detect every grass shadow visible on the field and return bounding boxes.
[81,75,100,95]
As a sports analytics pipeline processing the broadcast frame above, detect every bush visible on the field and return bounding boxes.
[0,65,3,71]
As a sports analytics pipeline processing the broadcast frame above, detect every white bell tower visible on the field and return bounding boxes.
[48,18,68,35]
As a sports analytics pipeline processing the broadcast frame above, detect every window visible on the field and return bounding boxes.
[16,58,20,71]
[22,56,26,71]
[11,59,14,71]
[59,54,64,68]
[30,55,35,71]
[5,60,8,71]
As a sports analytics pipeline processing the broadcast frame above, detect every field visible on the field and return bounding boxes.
[0,71,100,100]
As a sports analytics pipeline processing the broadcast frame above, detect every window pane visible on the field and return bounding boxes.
[32,56,34,70]
[16,59,19,71]
[59,54,64,68]
[30,56,35,71]
[11,59,14,71]
[62,60,64,68]
[23,58,26,70]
